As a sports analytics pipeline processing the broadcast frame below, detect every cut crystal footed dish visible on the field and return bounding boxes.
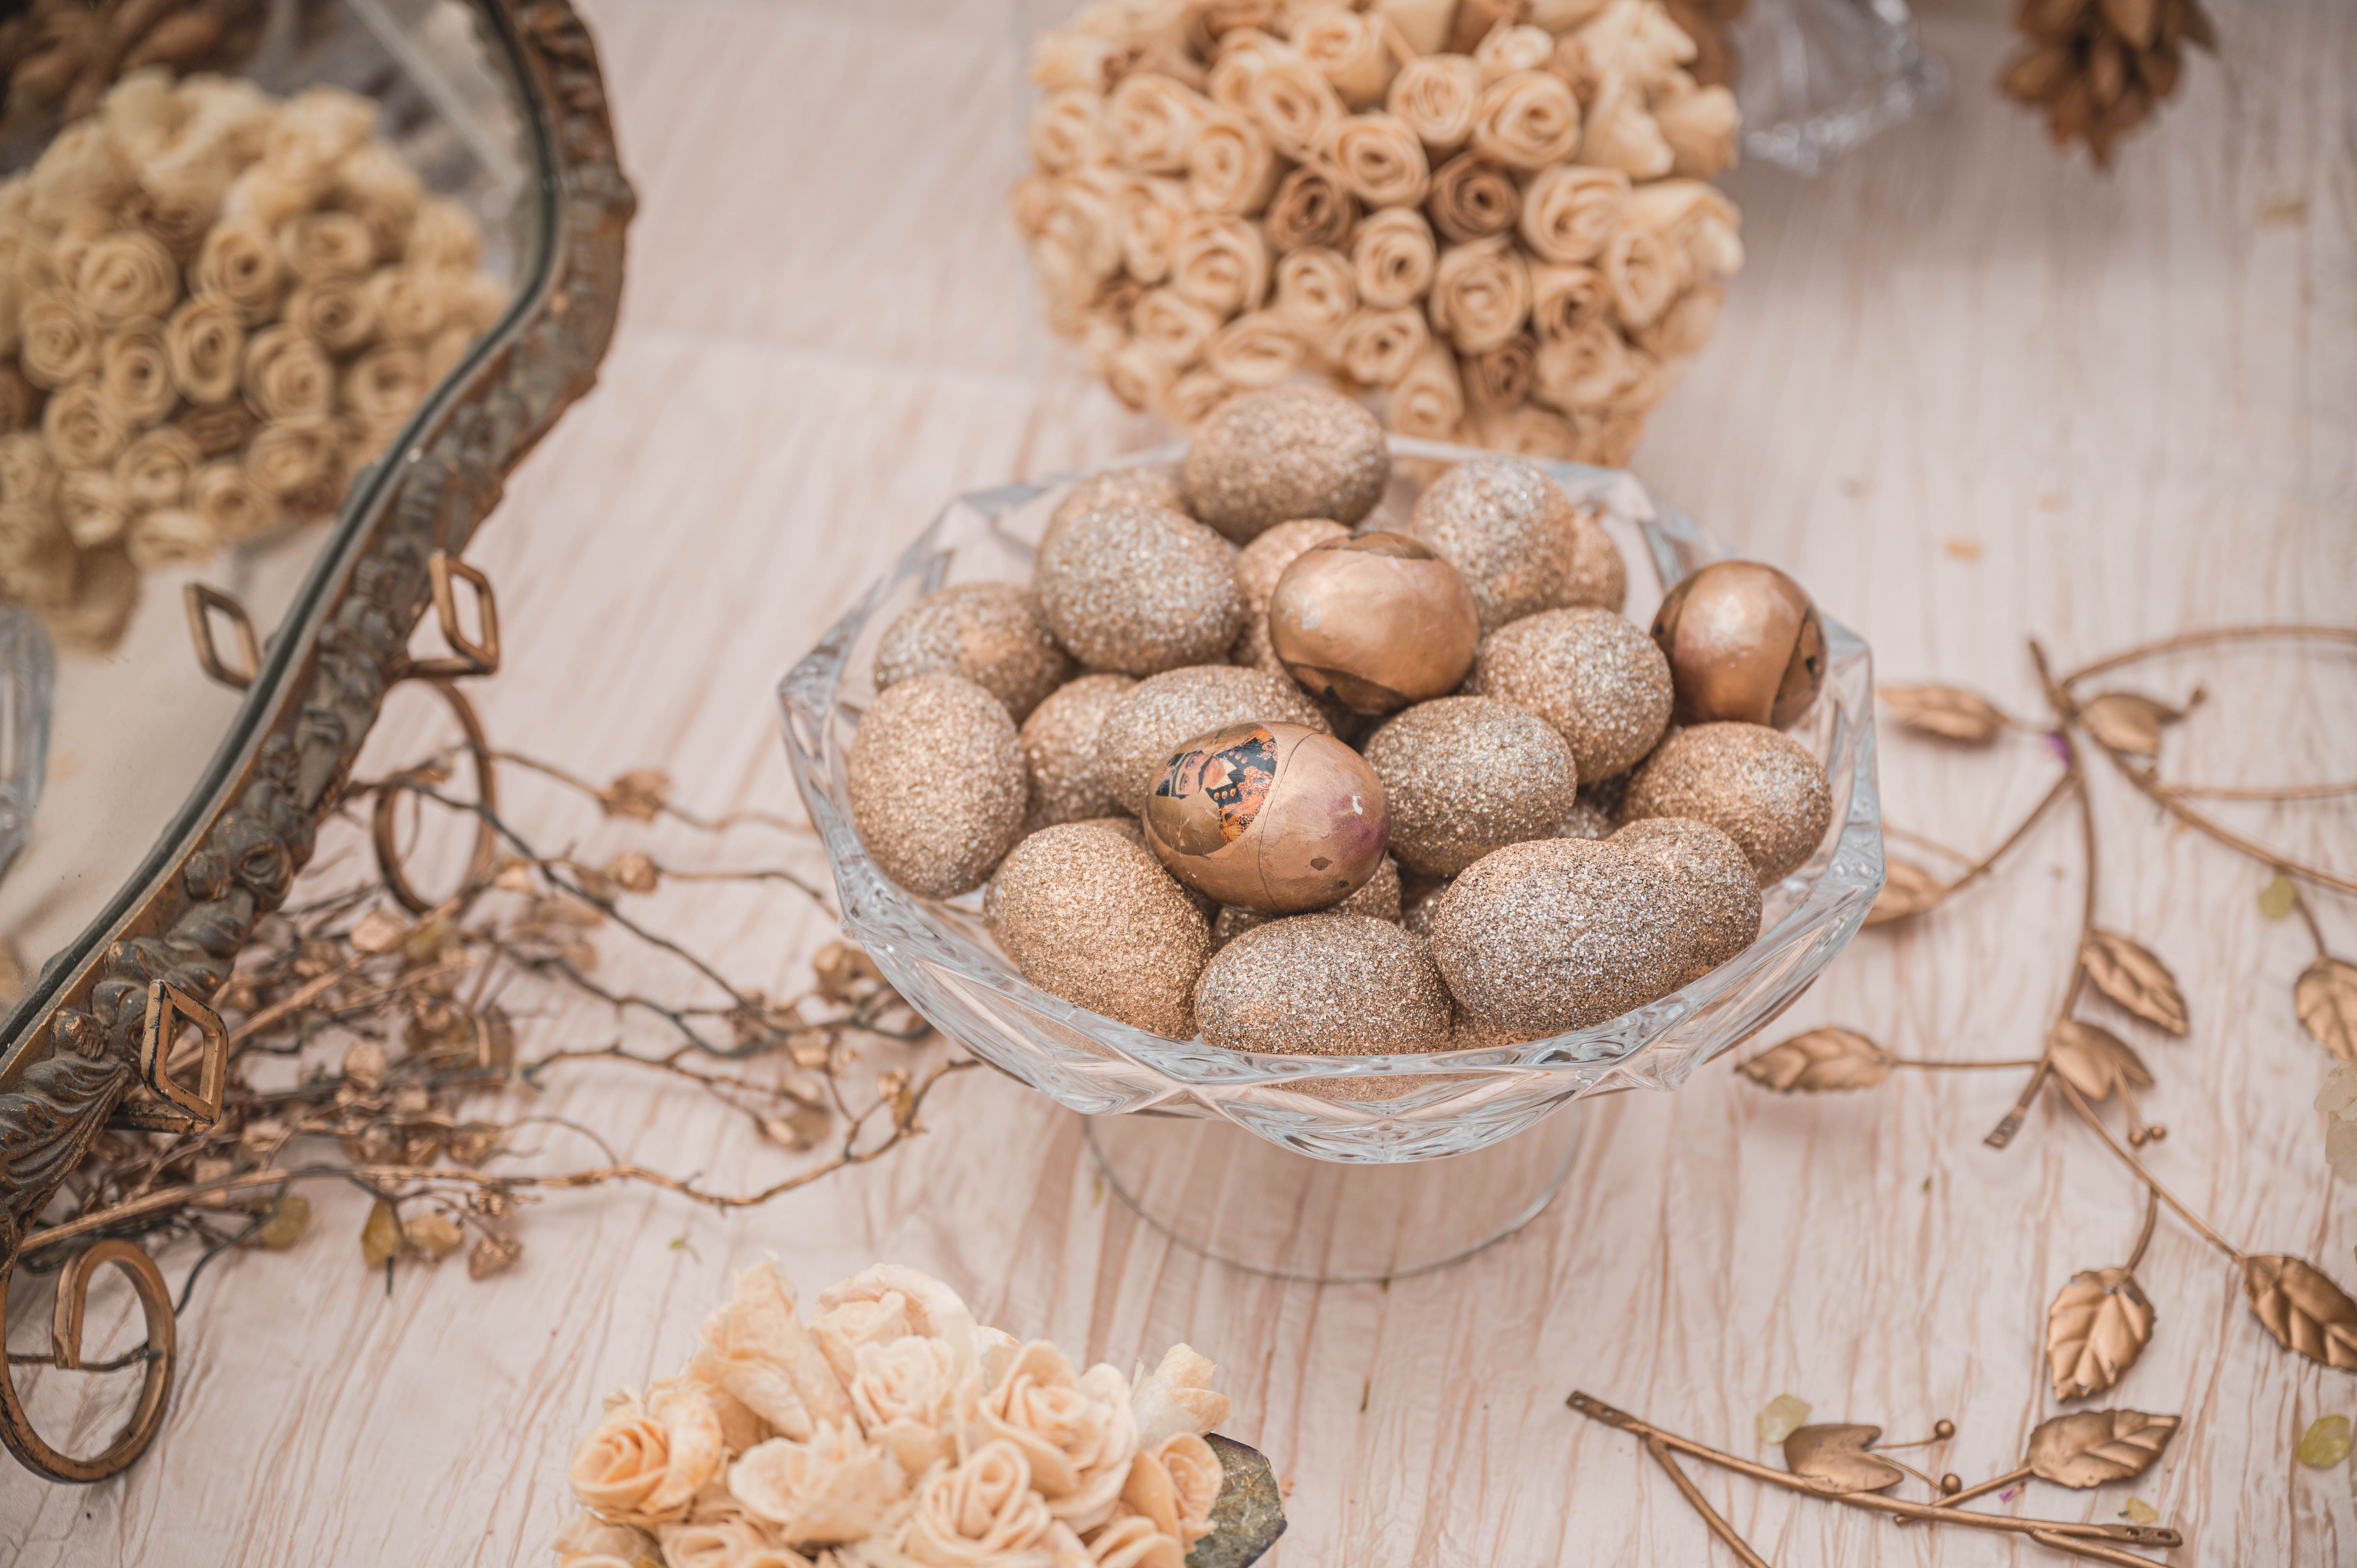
[780,438,1883,1164]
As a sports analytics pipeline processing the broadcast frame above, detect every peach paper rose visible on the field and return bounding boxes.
[1030,90,1106,176]
[1577,0,1697,85]
[694,1264,856,1442]
[278,210,378,281]
[815,1264,982,1380]
[1118,1430,1225,1549]
[59,470,131,549]
[976,1341,1138,1534]
[1322,113,1429,208]
[164,297,246,404]
[1474,24,1557,83]
[1635,283,1723,360]
[1518,164,1631,266]
[0,433,57,506]
[116,426,200,510]
[1169,215,1267,315]
[44,382,129,470]
[569,1379,728,1527]
[656,1514,811,1568]
[726,1423,907,1548]
[1528,261,1610,344]
[1087,1516,1184,1568]
[20,290,99,389]
[405,197,485,270]
[1335,304,1427,388]
[1186,109,1279,217]
[1271,247,1356,341]
[1128,1345,1231,1449]
[1159,369,1232,427]
[194,215,286,325]
[1295,10,1396,108]
[1391,343,1466,438]
[99,319,178,426]
[1598,219,1683,330]
[1385,54,1480,152]
[190,459,279,545]
[848,1333,974,1476]
[1576,72,1672,179]
[1654,84,1739,179]
[1349,207,1436,311]
[903,1440,1083,1568]
[1470,72,1582,170]
[1203,310,1299,388]
[1245,58,1345,161]
[76,232,179,327]
[1112,175,1188,284]
[1103,74,1211,174]
[1103,341,1176,413]
[242,325,336,420]
[549,1509,661,1568]
[1428,235,1531,354]
[1131,286,1221,367]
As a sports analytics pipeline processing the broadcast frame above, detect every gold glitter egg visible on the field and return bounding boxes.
[1619,721,1834,885]
[1194,914,1451,1055]
[1181,384,1390,542]
[1234,517,1352,613]
[847,672,1029,898]
[1018,673,1137,830]
[874,581,1075,722]
[1214,852,1401,947]
[1408,456,1627,630]
[1034,503,1246,675]
[1360,696,1578,875]
[1094,664,1331,815]
[1144,720,1390,915]
[1608,817,1763,975]
[1470,607,1673,780]
[1268,533,1482,714]
[1449,1008,1540,1049]
[1047,465,1188,540]
[985,821,1211,1038]
[1650,560,1829,728]
[1429,837,1690,1034]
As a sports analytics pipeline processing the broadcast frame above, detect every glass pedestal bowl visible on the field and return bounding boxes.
[780,439,1883,1278]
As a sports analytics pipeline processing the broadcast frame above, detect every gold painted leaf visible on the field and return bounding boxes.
[1880,684,2012,742]
[468,1233,524,1281]
[2047,1019,2155,1103]
[1783,1424,1904,1493]
[2296,957,2357,1066]
[2241,1254,2357,1370]
[2078,692,2181,756]
[1866,859,1945,926]
[2080,931,2189,1035]
[1737,1028,1892,1093]
[2023,1409,2180,1487]
[2046,1266,2156,1400]
[600,768,672,821]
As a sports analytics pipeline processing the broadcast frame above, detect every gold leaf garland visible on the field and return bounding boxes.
[1781,1424,1905,1493]
[2240,1255,2357,1371]
[2295,956,2357,1065]
[2046,1265,2156,1401]
[2079,930,2189,1035]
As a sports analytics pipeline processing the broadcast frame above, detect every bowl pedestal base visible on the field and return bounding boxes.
[1082,1108,1582,1284]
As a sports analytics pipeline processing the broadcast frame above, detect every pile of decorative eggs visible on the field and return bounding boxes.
[846,384,1832,1064]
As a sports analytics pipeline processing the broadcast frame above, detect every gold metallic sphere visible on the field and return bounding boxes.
[1933,1420,1957,1441]
[1266,532,1481,714]
[1940,1474,1962,1495]
[1142,720,1390,915]
[1649,560,1828,729]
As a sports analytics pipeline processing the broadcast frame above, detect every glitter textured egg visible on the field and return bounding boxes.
[1143,720,1390,915]
[1428,837,1691,1034]
[1017,673,1136,830]
[1408,456,1626,630]
[873,581,1075,722]
[1034,503,1245,675]
[1649,560,1828,728]
[1234,517,1352,614]
[846,672,1029,899]
[1619,721,1834,885]
[1470,606,1672,780]
[1608,817,1763,975]
[1360,695,1578,875]
[1048,466,1188,539]
[1214,853,1401,948]
[1194,914,1451,1056]
[1267,532,1481,714]
[1181,384,1389,542]
[1094,664,1331,815]
[985,821,1211,1039]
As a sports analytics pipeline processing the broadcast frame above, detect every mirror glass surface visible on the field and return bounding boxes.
[0,0,540,1002]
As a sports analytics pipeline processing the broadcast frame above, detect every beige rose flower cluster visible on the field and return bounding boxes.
[1012,0,1742,466]
[555,1263,1235,1568]
[0,67,507,654]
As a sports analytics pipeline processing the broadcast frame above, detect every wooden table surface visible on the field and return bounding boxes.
[7,0,2356,1563]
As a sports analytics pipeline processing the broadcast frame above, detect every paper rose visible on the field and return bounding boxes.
[903,1440,1088,1568]
[726,1422,908,1548]
[692,1263,857,1441]
[568,1379,728,1528]
[976,1342,1140,1534]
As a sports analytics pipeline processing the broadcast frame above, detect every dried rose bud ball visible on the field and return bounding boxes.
[1408,455,1625,630]
[1268,532,1481,714]
[1182,384,1389,542]
[1034,503,1244,675]
[847,672,1028,898]
[1470,606,1672,780]
[1618,721,1834,885]
[1649,559,1828,728]
[1360,695,1578,875]
[1143,720,1390,915]
[873,581,1074,722]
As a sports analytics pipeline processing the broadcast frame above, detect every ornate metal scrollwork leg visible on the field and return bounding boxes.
[0,1239,178,1483]
[372,551,502,914]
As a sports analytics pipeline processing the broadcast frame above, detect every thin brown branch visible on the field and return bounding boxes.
[2059,623,2357,687]
[1644,1436,1770,1568]
[2125,1186,2160,1273]
[2055,1076,2244,1264]
[2161,777,2357,802]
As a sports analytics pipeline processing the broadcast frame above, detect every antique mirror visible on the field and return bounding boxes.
[0,0,629,1481]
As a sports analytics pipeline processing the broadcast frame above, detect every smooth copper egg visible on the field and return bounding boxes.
[1142,720,1390,915]
[1648,560,1828,729]
[1266,533,1481,714]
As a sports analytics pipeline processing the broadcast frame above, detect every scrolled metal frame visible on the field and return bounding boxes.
[0,0,632,1483]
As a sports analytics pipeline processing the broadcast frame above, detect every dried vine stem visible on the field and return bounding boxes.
[1566,1394,2181,1556]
